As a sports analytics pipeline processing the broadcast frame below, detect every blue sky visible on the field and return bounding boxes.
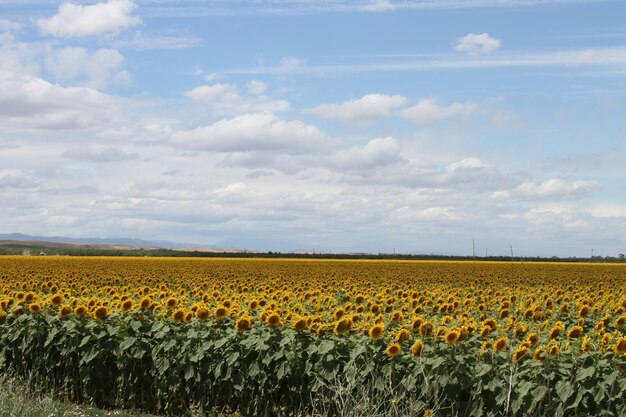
[0,0,625,256]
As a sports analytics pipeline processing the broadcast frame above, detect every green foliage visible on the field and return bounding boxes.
[0,312,625,416]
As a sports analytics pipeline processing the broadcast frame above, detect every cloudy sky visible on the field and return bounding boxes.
[0,0,625,256]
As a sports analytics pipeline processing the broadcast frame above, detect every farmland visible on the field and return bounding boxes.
[1,256,625,416]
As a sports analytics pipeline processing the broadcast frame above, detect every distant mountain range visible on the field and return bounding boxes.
[0,233,228,252]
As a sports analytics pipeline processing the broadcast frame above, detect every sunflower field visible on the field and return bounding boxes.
[0,256,625,416]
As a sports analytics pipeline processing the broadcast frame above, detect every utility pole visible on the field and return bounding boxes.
[472,239,476,261]
[485,248,488,258]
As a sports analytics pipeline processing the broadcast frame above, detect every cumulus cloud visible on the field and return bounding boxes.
[329,137,404,170]
[454,33,502,56]
[402,98,477,125]
[44,47,129,88]
[0,19,21,32]
[305,94,407,124]
[36,0,140,38]
[61,146,138,163]
[0,169,38,189]
[362,0,397,12]
[171,113,331,154]
[0,70,119,130]
[515,179,601,199]
[185,82,289,115]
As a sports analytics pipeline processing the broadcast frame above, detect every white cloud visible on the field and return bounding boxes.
[36,0,140,38]
[362,0,397,12]
[402,98,477,125]
[114,32,201,50]
[329,137,404,170]
[171,113,331,154]
[455,33,502,56]
[185,83,289,115]
[247,80,267,95]
[516,179,600,199]
[0,169,38,189]
[0,19,21,32]
[589,203,626,218]
[0,70,119,130]
[280,56,305,67]
[306,94,407,124]
[61,146,138,163]
[44,47,129,88]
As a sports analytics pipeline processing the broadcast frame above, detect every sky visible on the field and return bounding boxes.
[0,0,625,256]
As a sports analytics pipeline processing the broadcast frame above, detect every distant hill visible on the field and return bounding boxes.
[0,233,225,251]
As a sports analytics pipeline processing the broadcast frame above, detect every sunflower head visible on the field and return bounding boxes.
[74,305,88,317]
[267,312,281,326]
[567,325,583,339]
[527,333,539,346]
[140,297,152,310]
[419,321,434,337]
[122,299,134,311]
[615,337,626,355]
[196,307,210,321]
[512,346,529,363]
[59,306,73,318]
[386,343,401,357]
[235,316,251,331]
[494,337,509,352]
[28,303,42,314]
[94,306,108,320]
[533,347,547,363]
[411,339,423,357]
[395,329,411,344]
[292,317,308,331]
[172,309,185,322]
[334,318,351,335]
[368,323,385,339]
[50,294,64,307]
[215,307,229,320]
[444,329,461,345]
[165,297,178,309]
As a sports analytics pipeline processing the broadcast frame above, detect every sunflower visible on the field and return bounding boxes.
[235,316,251,331]
[195,307,210,321]
[483,318,497,331]
[548,326,561,340]
[386,343,401,357]
[395,329,411,344]
[28,303,42,314]
[0,309,6,324]
[267,312,281,326]
[567,325,583,339]
[50,294,64,307]
[493,337,509,352]
[512,346,529,363]
[548,344,560,357]
[411,339,423,356]
[165,297,178,309]
[444,329,461,345]
[533,347,547,363]
[74,305,88,317]
[615,337,626,355]
[390,311,404,324]
[59,306,73,318]
[94,306,108,320]
[615,315,626,327]
[601,333,612,349]
[579,305,590,318]
[172,309,185,322]
[140,297,152,310]
[215,307,229,320]
[122,299,134,311]
[292,317,308,331]
[581,335,592,353]
[411,317,423,331]
[527,333,539,346]
[419,321,434,337]
[24,292,35,303]
[369,323,385,339]
[334,318,351,335]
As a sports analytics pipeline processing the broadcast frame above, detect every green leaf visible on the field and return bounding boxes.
[555,380,574,403]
